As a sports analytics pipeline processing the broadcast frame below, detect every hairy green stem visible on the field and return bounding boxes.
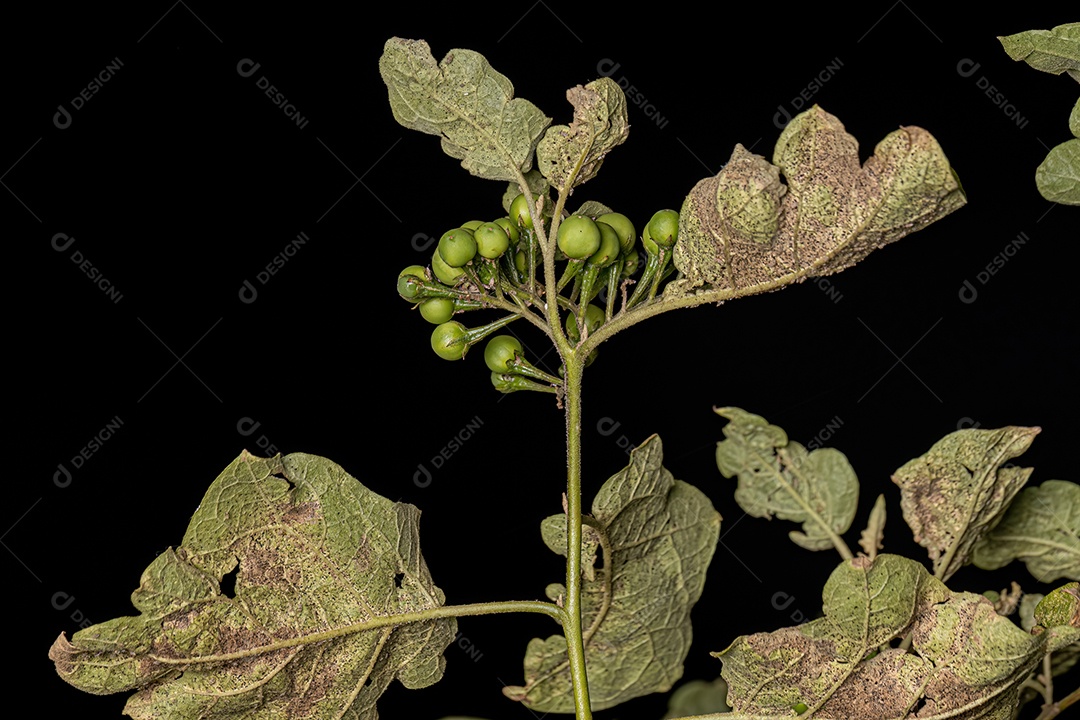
[563,354,593,720]
[148,600,564,665]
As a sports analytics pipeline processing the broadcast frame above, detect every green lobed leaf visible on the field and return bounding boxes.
[380,38,552,182]
[49,451,456,719]
[536,77,629,191]
[716,554,1080,719]
[670,105,966,293]
[891,425,1040,581]
[714,407,859,553]
[998,23,1080,82]
[1035,137,1080,205]
[971,480,1080,582]
[504,435,721,712]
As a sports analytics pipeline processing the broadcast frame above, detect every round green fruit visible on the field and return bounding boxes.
[588,221,622,268]
[509,193,533,229]
[474,222,511,259]
[397,265,427,299]
[596,212,636,253]
[432,249,466,285]
[647,209,679,247]
[484,335,523,373]
[557,215,602,259]
[437,228,477,268]
[430,321,468,361]
[419,298,455,324]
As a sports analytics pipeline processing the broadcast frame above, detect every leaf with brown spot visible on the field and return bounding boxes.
[536,77,629,191]
[716,554,1080,720]
[892,425,1040,581]
[48,451,456,720]
[670,105,965,294]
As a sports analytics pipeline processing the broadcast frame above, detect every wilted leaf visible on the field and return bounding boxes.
[537,77,629,191]
[1036,138,1080,205]
[892,426,1040,581]
[998,23,1080,82]
[717,554,1080,719]
[49,451,456,719]
[504,435,721,712]
[858,494,887,561]
[671,106,965,293]
[380,38,551,181]
[972,480,1080,582]
[715,407,858,554]
[663,676,731,719]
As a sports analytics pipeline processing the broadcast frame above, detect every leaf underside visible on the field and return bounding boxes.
[49,451,456,720]
[972,480,1080,582]
[670,105,966,295]
[998,23,1080,82]
[379,38,551,182]
[717,554,1080,720]
[715,407,858,552]
[892,425,1040,581]
[504,435,721,712]
[537,76,629,191]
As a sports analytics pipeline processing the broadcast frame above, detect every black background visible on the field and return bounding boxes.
[6,3,1078,719]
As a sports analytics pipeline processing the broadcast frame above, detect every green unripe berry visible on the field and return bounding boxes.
[460,220,484,231]
[597,212,636,253]
[509,193,533,229]
[588,221,622,268]
[438,228,477,268]
[432,248,466,285]
[397,265,427,299]
[484,334,523,373]
[419,298,455,324]
[492,217,521,245]
[474,222,511,259]
[430,321,468,361]
[557,215,602,259]
[647,209,679,247]
[566,303,606,343]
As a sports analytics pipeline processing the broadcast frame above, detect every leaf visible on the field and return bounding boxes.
[971,480,1080,582]
[1019,593,1044,632]
[892,425,1040,581]
[1071,96,1080,137]
[572,199,615,218]
[49,451,456,719]
[379,38,552,182]
[716,554,1080,719]
[537,77,629,191]
[1034,582,1080,629]
[998,23,1080,82]
[504,435,721,712]
[714,407,858,553]
[858,494,887,561]
[1036,137,1080,205]
[662,677,731,719]
[670,105,966,293]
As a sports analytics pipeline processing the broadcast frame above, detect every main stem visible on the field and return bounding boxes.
[563,352,592,720]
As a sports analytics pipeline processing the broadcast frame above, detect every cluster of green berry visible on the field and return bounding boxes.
[397,193,680,394]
